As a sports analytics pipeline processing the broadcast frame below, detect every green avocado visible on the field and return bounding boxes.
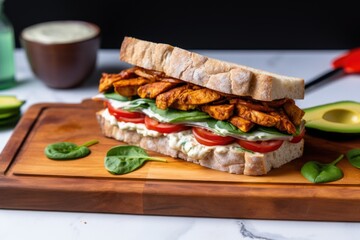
[0,95,25,114]
[304,101,360,133]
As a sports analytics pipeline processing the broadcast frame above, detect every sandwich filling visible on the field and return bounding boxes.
[94,66,305,153]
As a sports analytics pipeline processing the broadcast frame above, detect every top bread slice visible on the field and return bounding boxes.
[119,36,304,101]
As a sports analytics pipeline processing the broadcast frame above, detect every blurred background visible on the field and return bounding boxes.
[3,0,360,50]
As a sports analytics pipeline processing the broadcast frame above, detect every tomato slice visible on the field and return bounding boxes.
[107,102,145,123]
[192,127,236,146]
[115,115,145,123]
[290,128,305,143]
[193,127,235,142]
[107,102,145,118]
[236,139,284,153]
[144,116,190,133]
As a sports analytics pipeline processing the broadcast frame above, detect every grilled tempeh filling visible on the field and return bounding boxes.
[99,67,304,135]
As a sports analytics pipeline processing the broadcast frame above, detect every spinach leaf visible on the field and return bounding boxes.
[214,120,245,135]
[104,145,167,174]
[116,97,210,123]
[104,92,129,101]
[104,93,293,140]
[301,154,344,183]
[346,149,360,168]
[121,98,154,111]
[148,104,210,123]
[207,120,292,141]
[45,139,99,160]
[257,126,293,137]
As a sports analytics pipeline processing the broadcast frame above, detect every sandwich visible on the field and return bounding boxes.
[93,36,305,176]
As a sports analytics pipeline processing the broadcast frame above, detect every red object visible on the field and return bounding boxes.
[332,48,360,73]
[289,128,306,143]
[107,102,145,118]
[114,115,146,123]
[144,116,190,133]
[236,139,284,153]
[192,127,235,146]
[107,102,145,123]
[306,47,360,89]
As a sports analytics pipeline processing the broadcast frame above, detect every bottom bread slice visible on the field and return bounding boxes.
[96,110,304,176]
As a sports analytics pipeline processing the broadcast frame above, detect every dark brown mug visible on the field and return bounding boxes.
[20,21,100,89]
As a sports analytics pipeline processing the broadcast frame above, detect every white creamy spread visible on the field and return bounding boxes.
[101,110,242,159]
[106,98,132,109]
[166,130,240,159]
[22,21,98,44]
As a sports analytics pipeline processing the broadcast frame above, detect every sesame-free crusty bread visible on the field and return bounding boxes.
[119,36,305,101]
[97,110,304,176]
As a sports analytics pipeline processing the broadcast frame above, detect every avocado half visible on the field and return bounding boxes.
[304,101,360,133]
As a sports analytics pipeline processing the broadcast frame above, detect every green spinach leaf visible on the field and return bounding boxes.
[214,120,245,135]
[148,104,210,123]
[257,126,294,137]
[301,154,344,183]
[104,145,167,174]
[346,149,360,168]
[45,139,99,160]
[116,97,210,123]
[206,120,292,141]
[104,92,130,101]
[121,98,154,111]
[104,93,294,140]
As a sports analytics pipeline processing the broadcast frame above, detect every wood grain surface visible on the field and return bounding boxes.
[1,99,360,221]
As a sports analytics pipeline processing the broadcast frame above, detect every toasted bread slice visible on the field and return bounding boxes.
[120,36,304,101]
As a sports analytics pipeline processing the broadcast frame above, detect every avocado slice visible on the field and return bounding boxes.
[304,101,360,133]
[0,109,20,119]
[0,95,25,114]
[0,112,21,126]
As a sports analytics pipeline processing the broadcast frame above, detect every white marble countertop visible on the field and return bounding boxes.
[1,49,360,239]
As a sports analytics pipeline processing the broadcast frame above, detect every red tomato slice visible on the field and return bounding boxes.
[192,127,236,146]
[107,102,145,118]
[144,116,190,133]
[236,139,284,153]
[107,102,145,123]
[193,127,235,142]
[115,115,145,123]
[290,128,305,143]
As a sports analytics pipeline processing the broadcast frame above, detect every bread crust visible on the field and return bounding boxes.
[97,110,304,176]
[120,36,305,101]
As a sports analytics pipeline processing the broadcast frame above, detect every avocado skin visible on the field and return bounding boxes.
[304,101,360,134]
[305,127,360,140]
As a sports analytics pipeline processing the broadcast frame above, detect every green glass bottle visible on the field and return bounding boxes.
[0,0,15,89]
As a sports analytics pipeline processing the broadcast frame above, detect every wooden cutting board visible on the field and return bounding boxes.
[1,99,360,221]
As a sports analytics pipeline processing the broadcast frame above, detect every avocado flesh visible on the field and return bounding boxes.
[304,101,360,133]
[0,96,25,114]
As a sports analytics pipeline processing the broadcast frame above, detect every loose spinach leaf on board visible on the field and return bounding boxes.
[104,145,167,175]
[45,140,99,160]
[346,149,360,168]
[301,155,344,183]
